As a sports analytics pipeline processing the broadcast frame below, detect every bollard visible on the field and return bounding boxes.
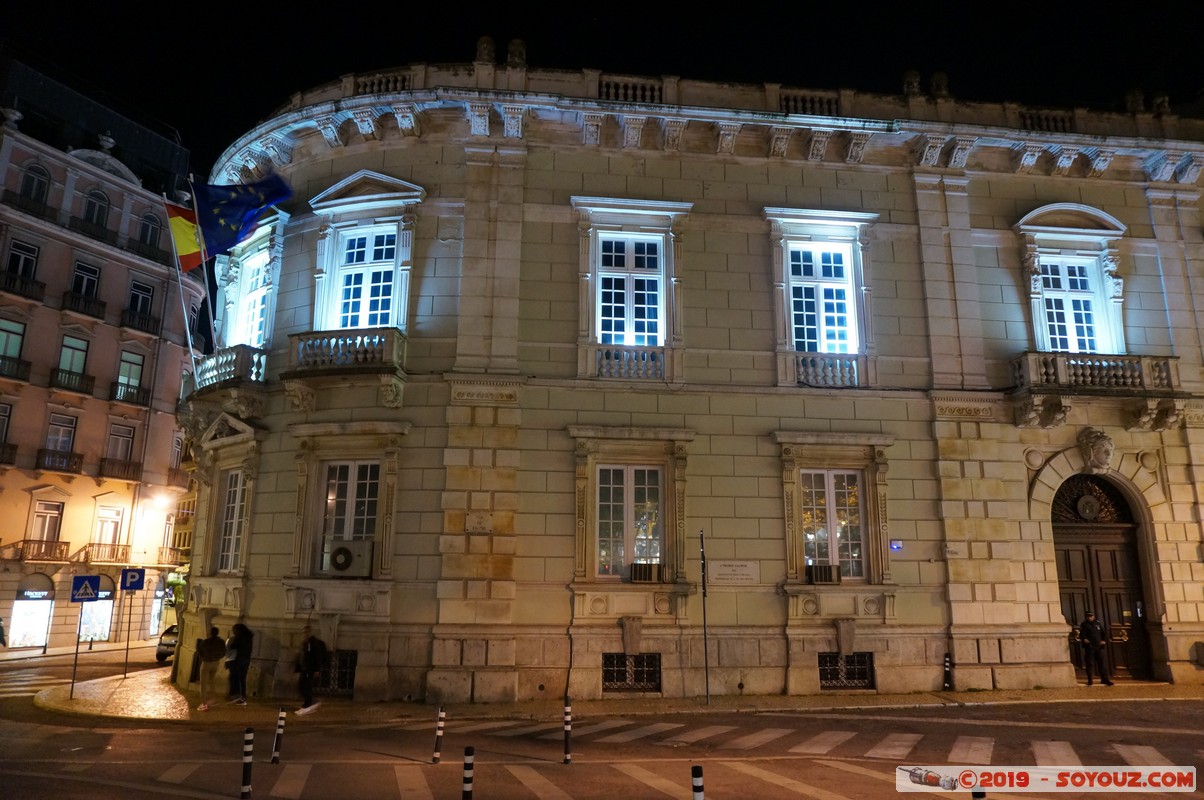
[270,709,286,764]
[942,652,954,690]
[432,706,446,764]
[462,746,475,800]
[562,696,572,765]
[240,727,254,799]
[691,765,704,799]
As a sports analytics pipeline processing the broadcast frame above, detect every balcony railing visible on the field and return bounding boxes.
[19,539,70,561]
[0,269,46,301]
[83,543,131,564]
[795,354,865,388]
[599,74,663,103]
[36,448,83,473]
[49,368,95,395]
[157,546,187,566]
[593,345,665,380]
[62,290,107,319]
[0,442,15,464]
[167,467,192,489]
[0,354,31,381]
[68,216,118,245]
[2,188,56,222]
[121,308,161,335]
[1011,352,1180,393]
[99,457,142,481]
[110,381,150,406]
[126,238,173,266]
[194,344,269,390]
[286,327,407,373]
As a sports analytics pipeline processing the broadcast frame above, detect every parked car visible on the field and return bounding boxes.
[156,624,178,663]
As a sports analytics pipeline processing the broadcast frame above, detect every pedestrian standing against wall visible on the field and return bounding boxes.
[225,623,254,704]
[1079,611,1114,686]
[196,627,227,711]
[294,625,327,715]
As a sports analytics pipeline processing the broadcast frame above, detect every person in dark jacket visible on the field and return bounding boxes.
[196,627,227,710]
[225,623,254,704]
[1079,611,1114,686]
[294,625,327,715]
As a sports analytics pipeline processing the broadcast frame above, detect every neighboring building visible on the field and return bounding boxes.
[179,38,1204,704]
[0,58,204,650]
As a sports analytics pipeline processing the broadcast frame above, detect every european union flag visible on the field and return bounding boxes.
[194,173,292,256]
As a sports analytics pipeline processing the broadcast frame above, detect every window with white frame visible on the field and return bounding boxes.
[765,208,878,388]
[0,319,25,360]
[32,500,63,540]
[106,424,135,461]
[83,190,110,228]
[1017,204,1127,357]
[20,165,50,204]
[46,413,77,452]
[95,507,123,544]
[138,214,162,248]
[568,425,693,584]
[334,228,401,329]
[571,197,692,382]
[217,470,247,573]
[58,335,88,375]
[235,250,271,347]
[6,240,39,278]
[775,431,894,585]
[117,351,144,389]
[128,281,154,315]
[0,403,9,442]
[72,262,101,298]
[318,461,379,571]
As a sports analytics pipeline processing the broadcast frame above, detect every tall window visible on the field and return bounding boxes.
[129,281,154,315]
[138,214,162,248]
[217,470,247,573]
[323,461,380,542]
[337,230,398,328]
[236,251,270,347]
[83,190,110,227]
[596,465,662,577]
[0,403,9,442]
[20,165,50,204]
[788,243,857,354]
[799,470,864,578]
[597,234,663,347]
[0,319,25,360]
[72,262,101,297]
[1039,259,1104,353]
[95,507,123,544]
[106,424,135,461]
[117,351,144,389]
[6,240,39,278]
[46,413,77,452]
[59,336,89,375]
[32,501,63,540]
[170,435,184,469]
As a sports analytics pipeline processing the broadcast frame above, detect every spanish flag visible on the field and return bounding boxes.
[165,202,204,272]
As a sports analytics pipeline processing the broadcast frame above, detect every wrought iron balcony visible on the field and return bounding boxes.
[0,355,31,381]
[110,381,150,406]
[99,457,142,481]
[126,238,172,266]
[157,546,187,566]
[285,327,407,375]
[193,345,269,390]
[36,448,83,473]
[120,308,161,335]
[0,442,15,464]
[83,543,131,564]
[62,290,107,319]
[1011,352,1180,394]
[0,269,46,301]
[167,467,192,489]
[19,539,69,561]
[2,188,56,222]
[68,215,118,245]
[49,368,95,395]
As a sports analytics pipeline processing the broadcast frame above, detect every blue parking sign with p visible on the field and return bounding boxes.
[121,568,146,592]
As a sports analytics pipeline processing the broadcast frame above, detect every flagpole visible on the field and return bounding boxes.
[161,193,200,378]
[187,175,220,356]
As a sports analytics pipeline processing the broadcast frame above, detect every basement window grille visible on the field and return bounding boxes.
[818,651,875,690]
[317,649,357,697]
[602,652,661,692]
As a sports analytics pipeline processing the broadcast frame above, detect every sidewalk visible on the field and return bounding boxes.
[31,661,1204,726]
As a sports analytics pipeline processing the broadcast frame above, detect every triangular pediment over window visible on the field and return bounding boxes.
[199,413,260,448]
[309,170,426,217]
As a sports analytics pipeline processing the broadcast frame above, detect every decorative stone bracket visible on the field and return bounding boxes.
[1015,395,1070,429]
[1125,398,1185,431]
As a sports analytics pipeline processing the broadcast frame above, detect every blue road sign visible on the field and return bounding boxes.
[71,575,101,603]
[121,568,146,591]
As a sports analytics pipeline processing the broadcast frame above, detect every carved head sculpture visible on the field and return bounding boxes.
[1077,427,1114,474]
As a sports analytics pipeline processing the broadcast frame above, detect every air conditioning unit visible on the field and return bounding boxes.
[325,540,373,578]
[806,564,842,585]
[630,562,662,583]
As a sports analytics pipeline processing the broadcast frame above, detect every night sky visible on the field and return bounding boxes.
[5,2,1203,177]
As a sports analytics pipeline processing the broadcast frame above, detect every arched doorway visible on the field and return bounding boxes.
[1053,475,1152,680]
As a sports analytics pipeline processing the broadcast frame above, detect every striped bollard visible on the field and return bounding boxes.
[462,746,475,799]
[562,696,572,764]
[432,706,446,763]
[270,709,286,764]
[691,765,704,799]
[240,727,254,799]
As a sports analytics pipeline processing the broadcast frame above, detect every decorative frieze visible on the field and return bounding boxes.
[715,122,740,154]
[932,394,999,420]
[582,112,604,146]
[501,105,525,139]
[807,129,833,162]
[916,135,944,167]
[467,103,491,137]
[621,115,646,149]
[947,136,977,169]
[447,377,522,406]
[844,131,872,164]
[768,126,792,158]
[661,118,687,151]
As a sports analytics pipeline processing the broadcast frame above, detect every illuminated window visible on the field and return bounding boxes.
[799,469,864,578]
[332,228,403,330]
[217,470,247,573]
[33,501,63,540]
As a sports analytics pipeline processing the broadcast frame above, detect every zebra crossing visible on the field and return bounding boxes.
[400,715,1181,767]
[0,669,70,699]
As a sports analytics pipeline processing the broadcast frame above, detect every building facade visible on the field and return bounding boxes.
[179,39,1204,703]
[0,59,204,651]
